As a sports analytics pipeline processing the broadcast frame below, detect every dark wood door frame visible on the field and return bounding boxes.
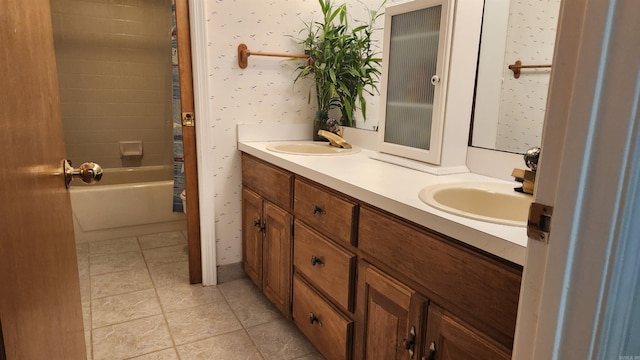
[175,0,202,284]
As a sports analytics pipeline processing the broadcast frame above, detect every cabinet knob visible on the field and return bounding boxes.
[254,219,266,234]
[430,75,440,85]
[312,205,326,215]
[403,326,416,357]
[422,341,437,360]
[310,256,325,267]
[309,312,323,327]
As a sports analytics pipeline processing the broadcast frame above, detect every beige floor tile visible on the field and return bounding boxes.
[138,231,186,250]
[176,330,263,360]
[90,250,146,276]
[143,245,188,264]
[89,236,140,255]
[77,242,90,255]
[78,256,91,303]
[91,268,153,299]
[247,319,317,360]
[219,278,282,328]
[155,283,223,312]
[85,330,92,360]
[293,353,325,360]
[92,289,162,329]
[165,301,242,345]
[92,315,173,360]
[82,301,91,331]
[147,260,189,288]
[128,348,180,360]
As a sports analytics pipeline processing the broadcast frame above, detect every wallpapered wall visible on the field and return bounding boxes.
[495,0,561,153]
[203,0,385,265]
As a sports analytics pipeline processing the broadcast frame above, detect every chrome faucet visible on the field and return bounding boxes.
[317,130,352,149]
[512,146,540,195]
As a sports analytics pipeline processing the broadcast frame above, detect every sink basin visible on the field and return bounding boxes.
[266,141,361,156]
[418,182,532,227]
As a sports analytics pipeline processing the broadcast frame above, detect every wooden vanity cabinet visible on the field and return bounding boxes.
[292,179,358,359]
[358,205,522,357]
[241,154,293,318]
[240,153,523,359]
[294,178,357,247]
[423,305,510,360]
[354,261,427,360]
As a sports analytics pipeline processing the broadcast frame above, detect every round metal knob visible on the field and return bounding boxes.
[64,160,103,188]
[430,75,440,85]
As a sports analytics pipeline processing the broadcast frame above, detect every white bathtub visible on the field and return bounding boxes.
[70,165,186,242]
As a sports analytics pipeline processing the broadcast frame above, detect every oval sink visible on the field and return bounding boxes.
[419,182,532,227]
[266,141,361,156]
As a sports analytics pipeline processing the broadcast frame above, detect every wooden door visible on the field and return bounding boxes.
[0,1,86,358]
[262,201,293,318]
[174,0,202,284]
[355,262,426,360]
[424,306,510,360]
[242,188,264,289]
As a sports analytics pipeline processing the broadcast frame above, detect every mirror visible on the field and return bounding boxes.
[470,0,561,154]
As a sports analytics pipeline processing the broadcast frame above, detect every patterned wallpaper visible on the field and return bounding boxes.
[495,0,561,153]
[203,0,385,265]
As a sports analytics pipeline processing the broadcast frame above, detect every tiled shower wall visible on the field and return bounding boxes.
[203,0,385,265]
[51,0,174,169]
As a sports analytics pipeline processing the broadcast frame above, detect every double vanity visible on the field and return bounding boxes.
[238,138,528,360]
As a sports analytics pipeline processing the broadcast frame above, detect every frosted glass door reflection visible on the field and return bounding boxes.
[384,5,442,150]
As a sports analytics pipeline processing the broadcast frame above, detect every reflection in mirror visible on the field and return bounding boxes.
[471,0,560,154]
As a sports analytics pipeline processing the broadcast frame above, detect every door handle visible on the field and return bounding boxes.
[64,160,103,189]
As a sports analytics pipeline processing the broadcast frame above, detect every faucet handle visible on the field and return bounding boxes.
[524,146,541,171]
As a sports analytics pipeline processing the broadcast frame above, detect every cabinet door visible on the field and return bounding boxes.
[423,306,510,360]
[242,187,263,289]
[378,0,453,164]
[355,262,426,360]
[262,201,293,318]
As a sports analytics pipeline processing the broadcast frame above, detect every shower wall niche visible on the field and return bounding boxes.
[51,0,174,169]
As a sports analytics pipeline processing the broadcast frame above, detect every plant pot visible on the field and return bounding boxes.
[313,111,330,141]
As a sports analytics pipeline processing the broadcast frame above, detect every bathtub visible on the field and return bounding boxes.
[70,165,186,242]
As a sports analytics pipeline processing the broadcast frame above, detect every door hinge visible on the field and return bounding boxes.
[182,112,195,127]
[527,202,553,243]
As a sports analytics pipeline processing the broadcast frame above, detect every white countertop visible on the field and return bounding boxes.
[238,140,528,266]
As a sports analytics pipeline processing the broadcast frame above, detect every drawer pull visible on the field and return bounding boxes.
[422,341,436,360]
[312,205,326,215]
[309,312,323,327]
[403,326,416,357]
[310,255,325,267]
[254,219,266,233]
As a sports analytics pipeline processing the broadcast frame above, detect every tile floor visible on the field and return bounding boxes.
[76,230,324,360]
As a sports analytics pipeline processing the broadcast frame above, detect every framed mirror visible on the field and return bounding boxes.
[470,0,561,154]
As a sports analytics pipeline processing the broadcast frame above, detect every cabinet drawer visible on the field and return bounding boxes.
[358,205,522,348]
[294,179,357,246]
[293,275,353,360]
[294,220,355,312]
[242,153,293,210]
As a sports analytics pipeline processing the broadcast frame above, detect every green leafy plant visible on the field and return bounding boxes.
[293,0,384,128]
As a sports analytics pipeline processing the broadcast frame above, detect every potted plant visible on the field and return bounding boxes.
[293,0,384,140]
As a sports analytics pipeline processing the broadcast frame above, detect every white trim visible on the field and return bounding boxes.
[189,0,217,286]
[515,0,640,357]
[470,0,510,149]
